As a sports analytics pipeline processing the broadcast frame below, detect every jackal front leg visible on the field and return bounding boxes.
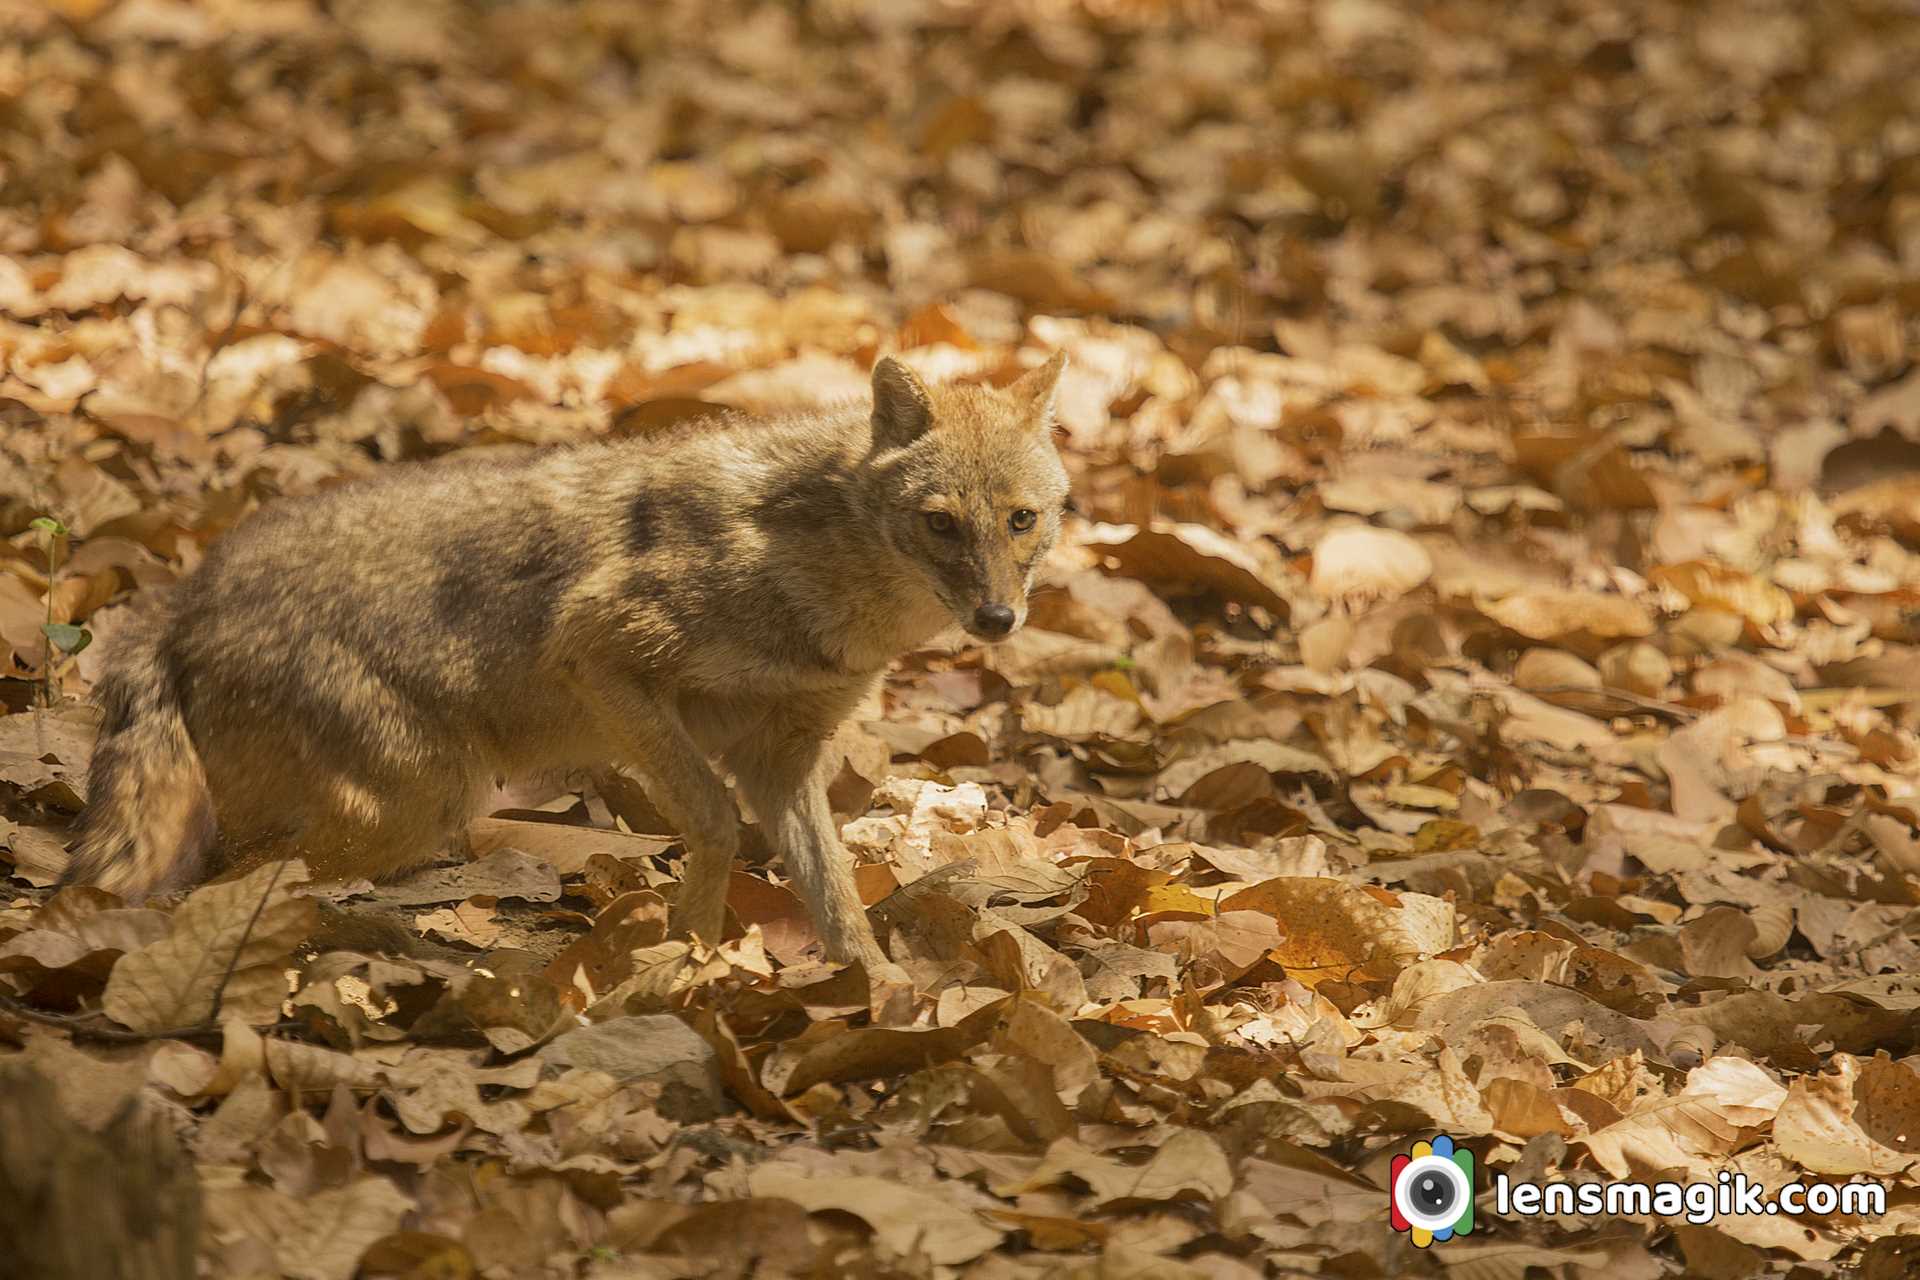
[726,707,895,978]
[578,677,738,947]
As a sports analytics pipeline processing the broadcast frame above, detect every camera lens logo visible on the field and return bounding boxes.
[1390,1135,1474,1247]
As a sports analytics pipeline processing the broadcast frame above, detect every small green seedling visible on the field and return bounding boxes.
[30,515,90,707]
[43,622,89,655]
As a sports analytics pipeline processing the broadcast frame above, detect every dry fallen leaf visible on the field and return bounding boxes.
[102,860,317,1032]
[1651,561,1796,629]
[4,2,1919,1273]
[1081,522,1294,618]
[1478,589,1656,644]
[205,1176,413,1280]
[1218,877,1455,986]
[1309,524,1433,604]
[1774,1055,1920,1178]
[746,1167,1006,1264]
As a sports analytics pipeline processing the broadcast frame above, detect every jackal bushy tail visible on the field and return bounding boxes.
[63,611,216,899]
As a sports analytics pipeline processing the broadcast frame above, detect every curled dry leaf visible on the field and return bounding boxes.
[1308,525,1433,605]
[726,871,819,964]
[1513,647,1602,692]
[1651,561,1796,629]
[1578,1069,1771,1181]
[1217,877,1454,986]
[0,576,47,670]
[1081,522,1294,619]
[1678,907,1762,979]
[1745,902,1794,959]
[1831,474,1920,542]
[1157,740,1334,800]
[1478,589,1655,644]
[1694,652,1801,710]
[1598,640,1673,697]
[1687,1056,1790,1127]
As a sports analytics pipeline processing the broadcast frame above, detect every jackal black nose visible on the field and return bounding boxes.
[973,603,1016,637]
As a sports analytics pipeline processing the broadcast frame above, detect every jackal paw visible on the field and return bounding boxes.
[666,901,727,951]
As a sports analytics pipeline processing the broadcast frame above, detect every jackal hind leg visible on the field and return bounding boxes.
[207,752,476,888]
[190,659,482,888]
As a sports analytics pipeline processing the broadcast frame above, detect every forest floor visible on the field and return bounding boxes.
[4,0,1920,1276]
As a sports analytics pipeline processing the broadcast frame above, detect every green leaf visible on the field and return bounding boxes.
[29,516,67,537]
[42,623,91,656]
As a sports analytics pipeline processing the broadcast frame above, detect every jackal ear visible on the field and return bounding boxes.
[871,357,934,446]
[1007,350,1067,430]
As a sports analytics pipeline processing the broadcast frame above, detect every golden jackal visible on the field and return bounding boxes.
[65,354,1071,983]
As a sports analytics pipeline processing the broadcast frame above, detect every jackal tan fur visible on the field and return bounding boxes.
[66,354,1072,982]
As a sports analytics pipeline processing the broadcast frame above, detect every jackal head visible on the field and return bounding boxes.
[869,352,1071,643]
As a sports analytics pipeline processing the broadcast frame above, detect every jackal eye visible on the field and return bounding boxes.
[1009,508,1037,533]
[924,510,958,535]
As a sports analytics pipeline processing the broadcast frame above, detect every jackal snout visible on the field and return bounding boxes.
[971,602,1017,639]
[870,352,1072,645]
[947,525,1033,642]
